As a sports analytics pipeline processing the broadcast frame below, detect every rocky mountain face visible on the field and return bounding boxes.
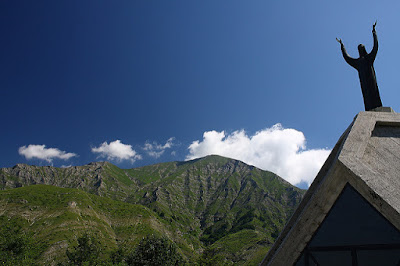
[0,155,305,265]
[1,162,114,194]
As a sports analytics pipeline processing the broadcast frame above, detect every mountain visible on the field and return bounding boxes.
[0,155,305,265]
[0,185,178,263]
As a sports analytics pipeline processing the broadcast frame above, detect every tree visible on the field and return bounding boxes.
[126,235,184,265]
[0,219,39,265]
[66,233,102,265]
[110,246,126,264]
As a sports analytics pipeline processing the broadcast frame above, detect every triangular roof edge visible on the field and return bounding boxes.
[261,111,400,266]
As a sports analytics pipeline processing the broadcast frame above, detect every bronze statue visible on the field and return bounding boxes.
[337,22,382,111]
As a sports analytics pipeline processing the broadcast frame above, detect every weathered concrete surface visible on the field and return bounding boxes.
[261,111,400,266]
[371,106,395,112]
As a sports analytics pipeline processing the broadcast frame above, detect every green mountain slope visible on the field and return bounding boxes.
[0,155,305,265]
[0,185,196,264]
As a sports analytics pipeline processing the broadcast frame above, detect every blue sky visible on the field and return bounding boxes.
[1,1,399,187]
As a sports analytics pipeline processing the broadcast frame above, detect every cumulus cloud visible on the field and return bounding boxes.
[143,137,175,158]
[186,124,330,187]
[92,140,142,162]
[18,144,77,163]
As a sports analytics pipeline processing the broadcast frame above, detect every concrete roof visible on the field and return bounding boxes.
[261,110,400,266]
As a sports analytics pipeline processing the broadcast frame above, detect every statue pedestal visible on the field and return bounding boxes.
[371,106,395,113]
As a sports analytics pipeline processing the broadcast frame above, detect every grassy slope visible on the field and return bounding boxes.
[0,155,305,265]
[122,156,304,264]
[0,185,196,264]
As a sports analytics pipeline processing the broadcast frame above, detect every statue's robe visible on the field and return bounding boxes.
[341,31,382,111]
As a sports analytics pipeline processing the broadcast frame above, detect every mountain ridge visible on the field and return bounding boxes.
[0,155,305,265]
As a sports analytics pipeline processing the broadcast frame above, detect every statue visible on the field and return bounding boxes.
[337,22,382,111]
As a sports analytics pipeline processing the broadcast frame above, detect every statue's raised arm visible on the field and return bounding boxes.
[369,21,378,61]
[337,22,383,111]
[337,37,357,68]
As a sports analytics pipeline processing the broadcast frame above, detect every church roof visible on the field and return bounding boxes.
[261,110,400,265]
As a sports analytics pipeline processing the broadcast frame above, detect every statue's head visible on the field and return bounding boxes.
[358,44,367,56]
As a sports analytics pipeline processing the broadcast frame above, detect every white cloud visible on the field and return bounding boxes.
[18,144,77,163]
[143,137,175,158]
[92,140,142,162]
[186,124,330,187]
